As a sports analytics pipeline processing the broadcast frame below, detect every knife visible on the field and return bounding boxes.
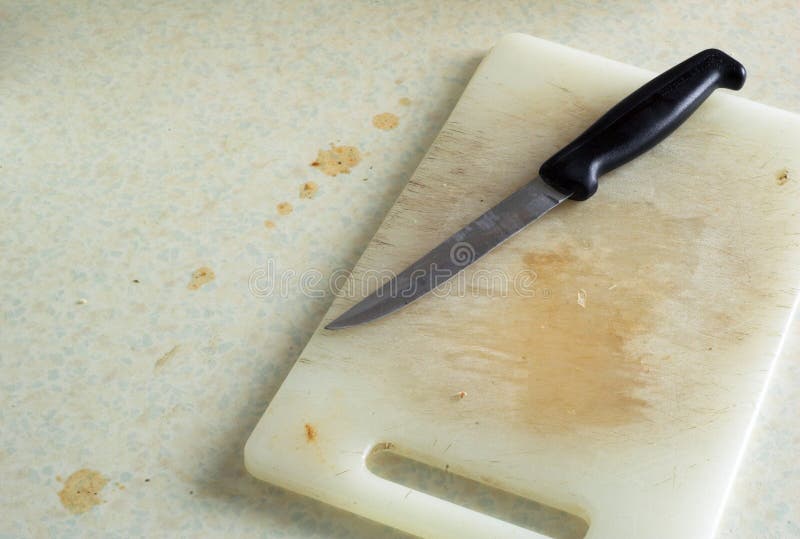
[326,49,746,330]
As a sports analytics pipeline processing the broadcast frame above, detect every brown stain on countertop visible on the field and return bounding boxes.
[277,202,293,215]
[373,112,399,130]
[311,145,362,176]
[187,267,215,290]
[58,469,108,514]
[299,181,318,199]
[154,345,179,372]
[398,97,412,106]
[777,168,789,185]
[264,219,276,229]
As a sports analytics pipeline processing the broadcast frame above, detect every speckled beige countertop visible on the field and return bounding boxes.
[1,1,798,538]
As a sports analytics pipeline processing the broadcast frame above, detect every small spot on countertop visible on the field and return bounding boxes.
[373,112,399,130]
[398,97,412,106]
[304,423,317,442]
[187,267,215,290]
[777,168,789,186]
[277,202,293,215]
[310,145,362,176]
[299,181,318,199]
[394,78,403,84]
[58,469,108,515]
[154,345,179,372]
[76,298,88,305]
[132,279,140,284]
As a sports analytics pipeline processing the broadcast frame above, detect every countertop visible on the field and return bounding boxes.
[1,1,798,537]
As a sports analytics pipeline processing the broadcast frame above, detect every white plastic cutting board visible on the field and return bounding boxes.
[245,34,800,538]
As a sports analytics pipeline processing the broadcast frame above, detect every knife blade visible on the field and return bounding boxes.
[326,48,746,330]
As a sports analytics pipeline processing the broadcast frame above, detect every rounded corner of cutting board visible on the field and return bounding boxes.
[243,419,268,480]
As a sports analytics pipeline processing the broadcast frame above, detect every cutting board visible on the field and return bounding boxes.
[245,34,800,539]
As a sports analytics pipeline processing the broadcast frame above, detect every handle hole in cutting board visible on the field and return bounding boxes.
[366,446,588,539]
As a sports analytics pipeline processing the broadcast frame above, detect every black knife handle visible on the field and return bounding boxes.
[539,49,746,201]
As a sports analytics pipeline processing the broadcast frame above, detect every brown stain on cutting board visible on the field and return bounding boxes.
[411,201,737,432]
[304,423,317,442]
[58,469,108,514]
[522,251,574,268]
[510,246,653,425]
[311,145,362,176]
[277,202,293,215]
[187,267,215,290]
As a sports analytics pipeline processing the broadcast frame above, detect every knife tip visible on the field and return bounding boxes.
[325,310,372,330]
[324,319,348,330]
[324,295,397,330]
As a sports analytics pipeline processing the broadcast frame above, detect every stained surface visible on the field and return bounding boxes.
[469,204,706,429]
[299,181,318,199]
[373,113,400,130]
[58,470,108,515]
[187,267,215,290]
[384,196,766,436]
[311,145,363,176]
[4,2,800,539]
